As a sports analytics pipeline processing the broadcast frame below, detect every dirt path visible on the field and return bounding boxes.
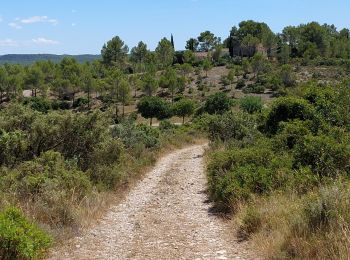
[48,145,257,260]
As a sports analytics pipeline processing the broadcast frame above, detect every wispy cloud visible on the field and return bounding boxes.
[32,37,60,45]
[8,22,22,29]
[21,16,58,25]
[0,39,19,47]
[71,23,76,27]
[8,15,58,29]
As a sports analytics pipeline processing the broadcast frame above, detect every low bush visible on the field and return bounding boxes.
[239,96,263,114]
[0,207,52,259]
[23,97,51,113]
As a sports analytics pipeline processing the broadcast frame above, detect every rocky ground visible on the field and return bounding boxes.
[48,145,258,260]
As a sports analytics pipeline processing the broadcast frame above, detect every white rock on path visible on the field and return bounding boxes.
[48,144,259,260]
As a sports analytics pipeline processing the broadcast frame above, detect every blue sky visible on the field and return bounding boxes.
[1,0,349,55]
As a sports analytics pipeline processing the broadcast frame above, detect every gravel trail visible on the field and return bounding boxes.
[48,145,257,260]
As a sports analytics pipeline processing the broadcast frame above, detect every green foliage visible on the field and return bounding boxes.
[197,31,221,52]
[239,96,263,114]
[0,207,52,259]
[264,97,317,135]
[203,92,232,114]
[279,64,296,87]
[172,99,195,123]
[137,96,172,125]
[208,112,256,142]
[0,130,27,167]
[293,135,350,177]
[101,36,129,66]
[155,38,175,68]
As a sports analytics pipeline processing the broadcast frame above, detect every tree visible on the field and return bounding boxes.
[251,53,270,79]
[137,96,171,125]
[58,57,82,103]
[179,63,193,78]
[197,31,221,52]
[279,64,296,87]
[212,45,223,62]
[185,38,199,52]
[101,36,129,66]
[171,34,175,50]
[183,50,196,64]
[24,65,44,97]
[164,68,178,103]
[227,68,236,90]
[130,41,149,72]
[81,64,97,109]
[0,67,8,102]
[129,75,142,98]
[142,73,158,96]
[155,37,174,68]
[202,58,213,77]
[107,68,124,116]
[277,37,291,64]
[118,79,131,117]
[241,34,260,57]
[203,92,231,114]
[173,99,195,123]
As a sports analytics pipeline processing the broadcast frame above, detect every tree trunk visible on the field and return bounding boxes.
[122,103,125,117]
[150,117,153,126]
[183,115,185,124]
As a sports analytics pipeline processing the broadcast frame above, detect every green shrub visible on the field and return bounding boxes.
[0,130,28,167]
[240,96,263,114]
[159,120,176,131]
[51,100,71,110]
[0,207,52,259]
[208,112,256,142]
[264,97,317,135]
[293,135,350,177]
[111,120,160,150]
[236,79,245,89]
[73,97,89,108]
[202,92,232,114]
[243,84,265,94]
[23,97,51,113]
[274,120,311,150]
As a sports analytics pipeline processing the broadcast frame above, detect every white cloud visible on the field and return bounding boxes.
[21,16,58,25]
[8,22,22,29]
[32,37,59,45]
[0,39,18,47]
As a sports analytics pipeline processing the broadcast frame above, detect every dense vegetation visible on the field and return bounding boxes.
[0,19,350,258]
[206,82,350,258]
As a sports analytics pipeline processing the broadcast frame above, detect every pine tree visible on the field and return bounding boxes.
[171,34,175,50]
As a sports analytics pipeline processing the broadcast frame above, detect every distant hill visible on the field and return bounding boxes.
[0,54,101,65]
